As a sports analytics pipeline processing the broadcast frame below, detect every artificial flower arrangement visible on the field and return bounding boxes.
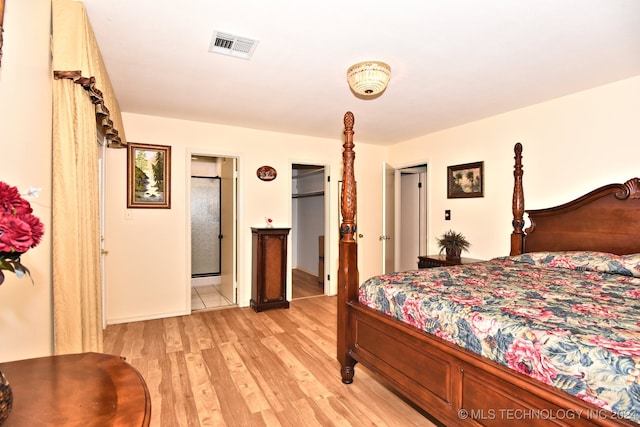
[0,181,44,285]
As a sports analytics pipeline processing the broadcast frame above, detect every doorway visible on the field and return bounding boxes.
[383,164,428,273]
[291,164,326,299]
[190,155,238,311]
[398,165,428,271]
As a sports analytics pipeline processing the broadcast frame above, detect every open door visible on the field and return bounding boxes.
[220,157,237,303]
[382,163,395,273]
[97,134,107,328]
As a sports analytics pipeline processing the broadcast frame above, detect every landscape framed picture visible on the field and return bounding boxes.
[447,161,484,198]
[127,142,171,208]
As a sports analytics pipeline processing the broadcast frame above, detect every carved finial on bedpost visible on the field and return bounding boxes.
[341,111,357,243]
[510,143,525,255]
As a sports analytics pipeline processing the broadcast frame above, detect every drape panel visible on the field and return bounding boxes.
[52,79,103,354]
[51,0,126,353]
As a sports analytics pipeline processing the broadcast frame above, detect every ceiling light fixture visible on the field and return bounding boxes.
[347,61,391,97]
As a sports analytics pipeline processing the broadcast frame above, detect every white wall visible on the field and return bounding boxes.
[104,113,387,323]
[0,0,53,362]
[388,76,640,261]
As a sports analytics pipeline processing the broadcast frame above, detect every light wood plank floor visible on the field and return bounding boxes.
[292,268,324,300]
[104,296,438,426]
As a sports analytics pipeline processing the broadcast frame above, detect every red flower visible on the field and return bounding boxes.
[0,181,32,216]
[0,182,44,285]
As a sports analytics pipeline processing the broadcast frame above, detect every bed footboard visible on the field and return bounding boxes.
[347,303,636,427]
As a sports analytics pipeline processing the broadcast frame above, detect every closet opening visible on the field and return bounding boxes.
[397,164,428,272]
[291,163,326,299]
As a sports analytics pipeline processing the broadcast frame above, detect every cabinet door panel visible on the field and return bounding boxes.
[263,235,285,301]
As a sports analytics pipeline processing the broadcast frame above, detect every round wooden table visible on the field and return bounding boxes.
[0,352,150,426]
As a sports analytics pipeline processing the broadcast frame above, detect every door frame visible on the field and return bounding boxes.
[186,148,243,311]
[383,160,430,273]
[290,161,331,297]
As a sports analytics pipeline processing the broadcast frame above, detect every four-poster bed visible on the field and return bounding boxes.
[337,111,640,426]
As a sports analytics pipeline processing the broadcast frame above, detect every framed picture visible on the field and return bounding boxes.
[127,142,171,208]
[447,161,484,198]
[0,0,5,66]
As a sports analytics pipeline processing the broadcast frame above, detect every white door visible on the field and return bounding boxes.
[220,157,237,303]
[97,136,107,328]
[382,163,395,273]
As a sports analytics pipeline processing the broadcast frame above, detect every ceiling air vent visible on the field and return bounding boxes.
[209,31,259,60]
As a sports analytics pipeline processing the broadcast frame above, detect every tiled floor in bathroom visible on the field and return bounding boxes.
[191,284,234,311]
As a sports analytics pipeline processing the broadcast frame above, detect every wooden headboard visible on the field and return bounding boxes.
[510,143,640,256]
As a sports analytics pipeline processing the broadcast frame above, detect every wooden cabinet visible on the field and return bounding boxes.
[418,254,483,269]
[251,227,291,312]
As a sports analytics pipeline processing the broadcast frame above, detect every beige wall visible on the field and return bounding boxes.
[388,76,640,261]
[104,112,387,323]
[0,0,53,362]
[105,76,640,324]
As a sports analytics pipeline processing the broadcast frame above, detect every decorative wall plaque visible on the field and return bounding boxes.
[257,166,277,181]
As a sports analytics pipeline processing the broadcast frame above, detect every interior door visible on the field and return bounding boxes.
[97,134,107,328]
[220,157,237,303]
[382,163,395,273]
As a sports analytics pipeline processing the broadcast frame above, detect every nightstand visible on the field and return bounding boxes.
[418,254,483,269]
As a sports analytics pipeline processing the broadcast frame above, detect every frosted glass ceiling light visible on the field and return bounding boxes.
[347,61,391,97]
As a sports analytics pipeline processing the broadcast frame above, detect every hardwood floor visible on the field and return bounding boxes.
[292,268,323,299]
[104,296,438,426]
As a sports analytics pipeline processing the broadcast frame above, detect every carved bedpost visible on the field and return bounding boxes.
[341,111,357,241]
[510,143,525,255]
[337,111,359,384]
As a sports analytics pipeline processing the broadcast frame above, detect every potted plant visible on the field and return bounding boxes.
[436,230,470,261]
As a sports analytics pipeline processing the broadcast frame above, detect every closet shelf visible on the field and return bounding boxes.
[292,168,324,179]
[292,191,324,199]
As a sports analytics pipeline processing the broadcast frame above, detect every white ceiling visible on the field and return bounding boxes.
[81,0,640,146]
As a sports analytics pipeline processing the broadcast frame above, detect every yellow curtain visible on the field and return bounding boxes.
[52,79,103,354]
[51,0,126,353]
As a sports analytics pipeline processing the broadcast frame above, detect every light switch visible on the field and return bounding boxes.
[445,210,451,220]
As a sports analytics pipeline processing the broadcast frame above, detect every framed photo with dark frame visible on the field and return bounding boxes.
[127,142,171,208]
[0,0,5,66]
[447,161,484,198]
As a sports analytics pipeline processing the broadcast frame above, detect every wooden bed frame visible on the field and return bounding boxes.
[337,111,640,427]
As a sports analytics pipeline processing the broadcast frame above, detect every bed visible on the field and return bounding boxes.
[337,111,640,426]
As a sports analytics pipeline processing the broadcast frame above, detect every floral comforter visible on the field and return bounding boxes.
[359,251,640,423]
